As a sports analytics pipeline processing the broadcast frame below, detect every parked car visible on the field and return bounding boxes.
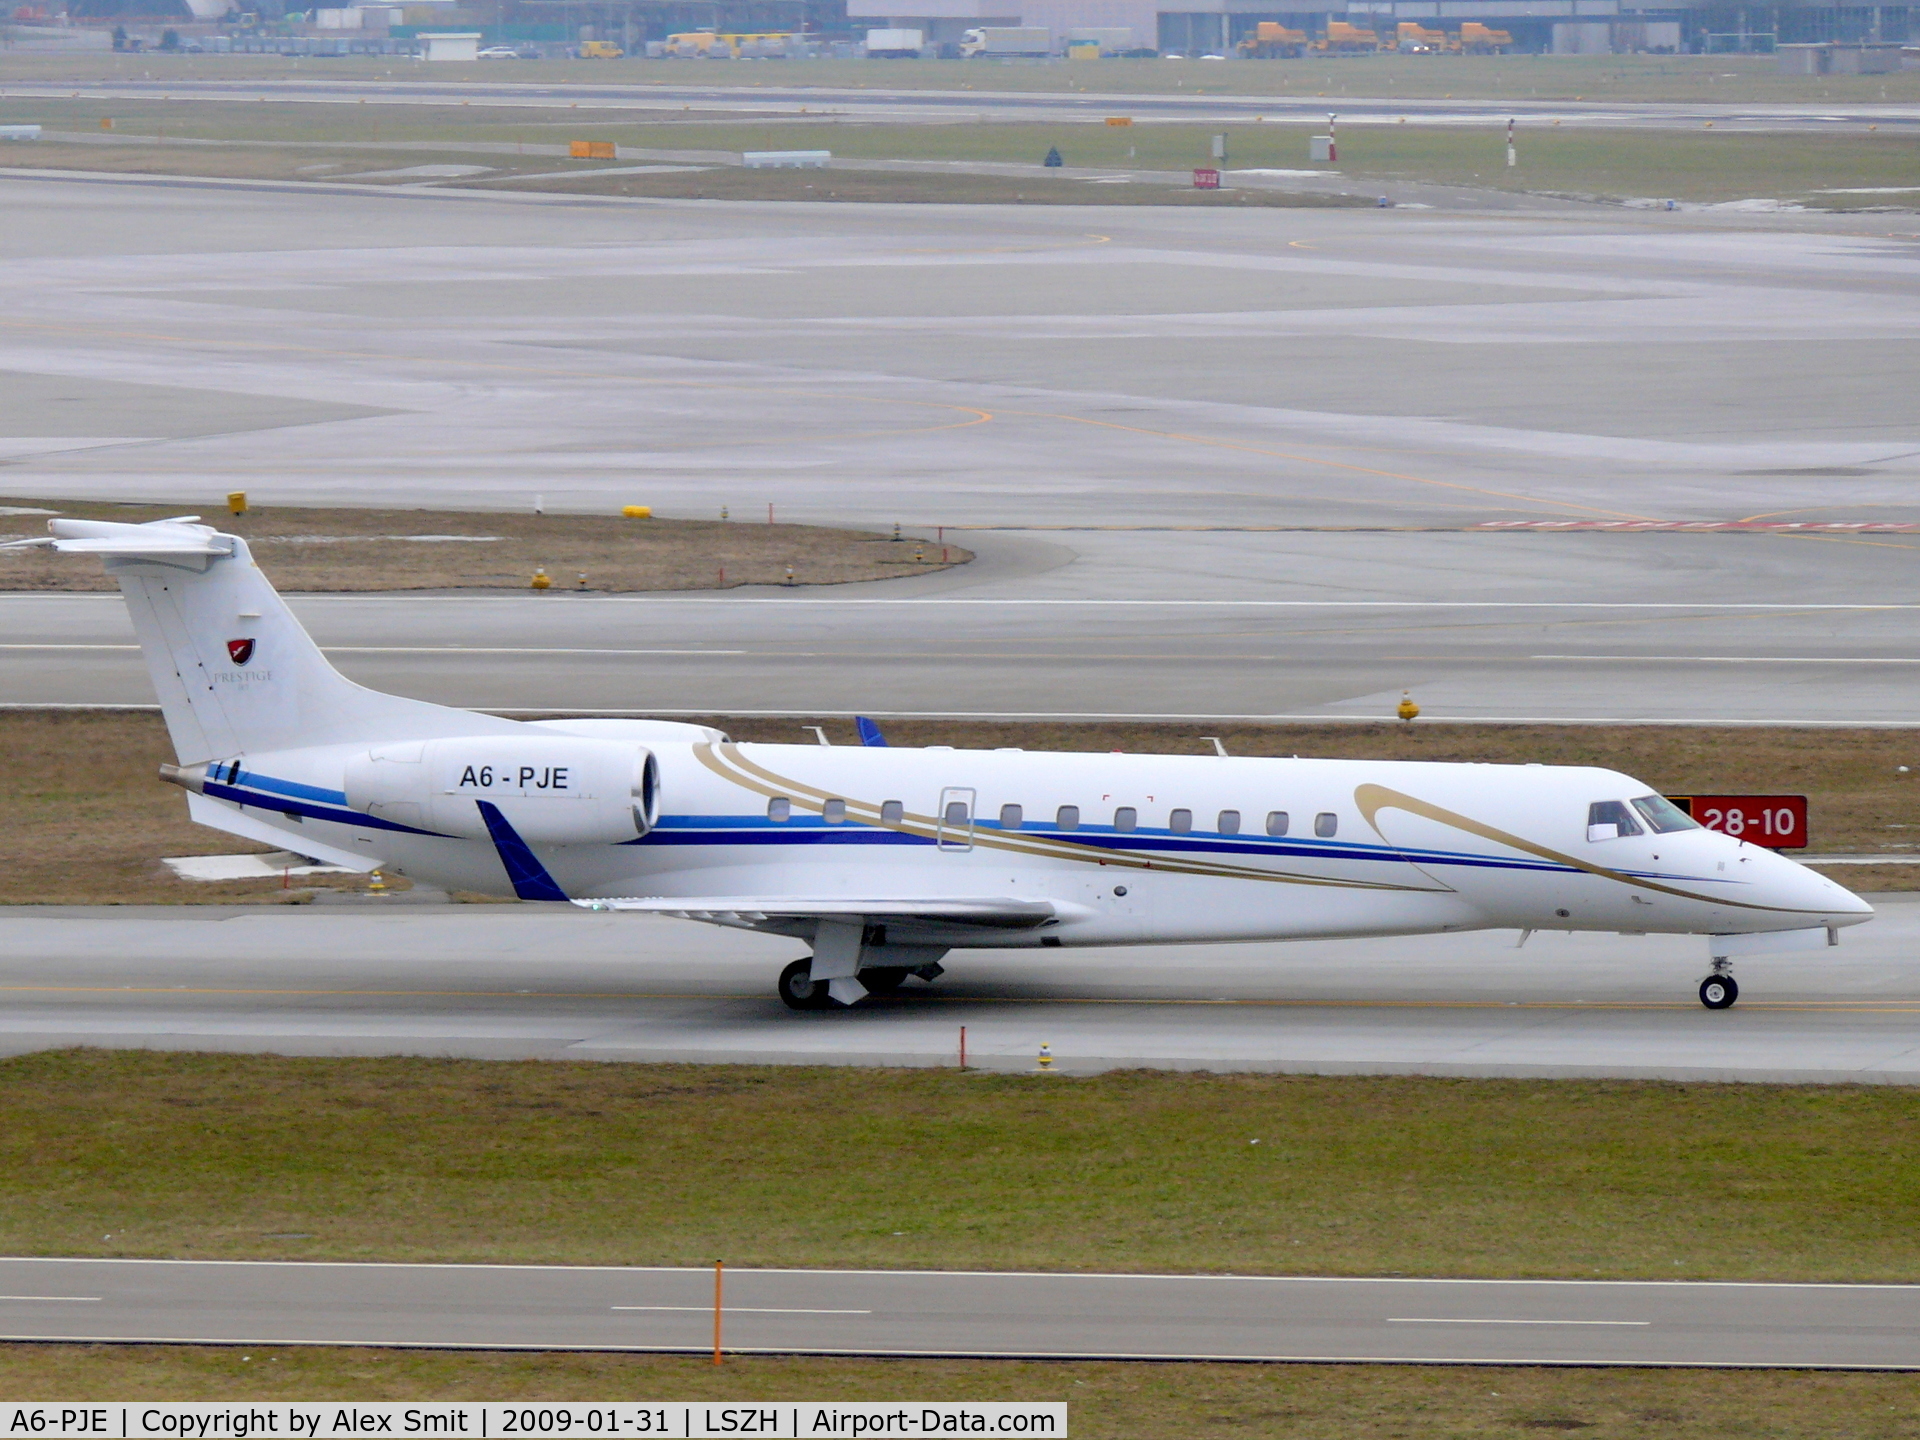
[477,45,521,58]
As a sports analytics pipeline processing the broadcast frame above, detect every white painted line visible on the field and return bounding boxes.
[1537,655,1920,664]
[3,597,1919,611]
[5,704,1920,728]
[322,648,749,656]
[0,646,745,656]
[293,599,1920,610]
[0,1295,100,1302]
[1388,1317,1649,1326]
[7,1255,1915,1289]
[611,1305,872,1314]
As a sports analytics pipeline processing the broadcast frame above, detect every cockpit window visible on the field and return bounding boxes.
[1631,794,1700,834]
[1586,799,1644,841]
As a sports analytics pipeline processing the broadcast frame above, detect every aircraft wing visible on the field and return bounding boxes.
[572,896,1059,928]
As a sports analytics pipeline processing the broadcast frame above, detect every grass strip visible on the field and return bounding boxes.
[3,1050,1920,1283]
[0,497,968,594]
[5,95,1913,205]
[0,713,1912,904]
[3,1345,1919,1438]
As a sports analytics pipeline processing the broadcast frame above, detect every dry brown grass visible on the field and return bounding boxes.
[0,709,378,903]
[0,497,967,594]
[2,1345,1918,1438]
[0,140,475,182]
[476,165,1371,206]
[0,136,1366,207]
[2,712,1911,905]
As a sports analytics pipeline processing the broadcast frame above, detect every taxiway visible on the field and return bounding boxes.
[0,1256,1915,1366]
[0,899,1912,1082]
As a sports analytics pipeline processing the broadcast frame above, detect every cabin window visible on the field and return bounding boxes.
[1000,803,1023,830]
[881,800,904,823]
[1113,807,1138,833]
[1266,810,1289,837]
[1169,808,1192,834]
[1315,812,1338,838]
[1587,799,1644,842]
[1218,809,1241,835]
[1056,805,1080,831]
[822,798,847,824]
[944,799,970,825]
[767,796,791,822]
[1632,794,1700,834]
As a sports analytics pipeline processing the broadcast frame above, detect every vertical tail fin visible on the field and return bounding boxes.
[23,518,516,763]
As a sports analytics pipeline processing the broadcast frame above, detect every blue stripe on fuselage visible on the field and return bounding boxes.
[630,816,1733,885]
[204,779,445,836]
[201,785,1745,890]
[233,768,348,805]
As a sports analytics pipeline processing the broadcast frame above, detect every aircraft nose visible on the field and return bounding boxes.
[1764,848,1875,925]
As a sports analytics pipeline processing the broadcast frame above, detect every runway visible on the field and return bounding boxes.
[3,169,1920,721]
[12,586,1920,722]
[0,1256,1915,1366]
[2,898,1914,1082]
[6,77,1918,132]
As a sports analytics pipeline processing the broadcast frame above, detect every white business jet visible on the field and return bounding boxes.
[16,516,1872,1011]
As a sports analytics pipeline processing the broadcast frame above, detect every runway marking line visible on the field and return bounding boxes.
[1536,654,1920,664]
[5,985,1918,1014]
[1388,1318,1650,1326]
[10,597,1920,610]
[611,1306,872,1315]
[0,1296,100,1303]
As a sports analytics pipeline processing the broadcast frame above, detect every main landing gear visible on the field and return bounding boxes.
[1698,963,1739,1010]
[779,958,829,1010]
[778,958,938,1010]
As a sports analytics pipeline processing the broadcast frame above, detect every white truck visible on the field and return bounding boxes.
[959,25,1050,56]
[863,27,923,56]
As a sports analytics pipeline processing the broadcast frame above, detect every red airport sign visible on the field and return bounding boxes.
[1192,168,1221,190]
[1667,795,1809,850]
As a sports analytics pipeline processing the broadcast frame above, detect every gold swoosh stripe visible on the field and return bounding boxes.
[1353,783,1821,916]
[690,743,1450,895]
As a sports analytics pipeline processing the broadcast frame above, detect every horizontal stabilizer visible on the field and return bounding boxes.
[2,518,231,558]
[574,896,1059,928]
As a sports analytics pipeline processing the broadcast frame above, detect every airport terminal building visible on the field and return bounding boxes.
[844,0,1907,54]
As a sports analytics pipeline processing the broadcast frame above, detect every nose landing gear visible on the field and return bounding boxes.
[1699,964,1739,1010]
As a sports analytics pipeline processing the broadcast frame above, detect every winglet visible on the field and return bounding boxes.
[856,716,890,748]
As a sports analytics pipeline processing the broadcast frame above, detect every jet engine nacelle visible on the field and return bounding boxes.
[344,735,660,844]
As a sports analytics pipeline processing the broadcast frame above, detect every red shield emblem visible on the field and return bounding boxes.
[227,638,255,666]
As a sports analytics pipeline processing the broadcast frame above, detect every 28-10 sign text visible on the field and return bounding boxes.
[1666,795,1808,850]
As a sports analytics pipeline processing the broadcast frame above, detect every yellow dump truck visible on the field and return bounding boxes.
[1316,20,1385,51]
[1458,21,1513,50]
[1236,21,1307,56]
[662,30,724,55]
[664,29,793,56]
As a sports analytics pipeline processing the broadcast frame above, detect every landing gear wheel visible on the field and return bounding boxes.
[1699,974,1739,1010]
[779,958,831,1011]
[860,967,909,994]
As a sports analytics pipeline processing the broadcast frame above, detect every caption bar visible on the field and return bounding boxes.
[2,1406,1065,1439]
